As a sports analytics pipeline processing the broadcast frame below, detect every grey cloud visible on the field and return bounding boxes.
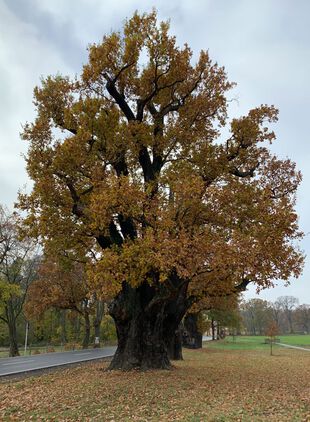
[3,0,86,70]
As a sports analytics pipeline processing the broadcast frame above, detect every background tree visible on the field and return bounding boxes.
[207,295,242,340]
[182,313,204,350]
[181,294,240,348]
[240,299,273,336]
[0,206,39,356]
[274,296,299,334]
[93,297,105,348]
[294,304,310,334]
[266,321,279,356]
[25,257,93,349]
[19,11,304,369]
[270,300,283,332]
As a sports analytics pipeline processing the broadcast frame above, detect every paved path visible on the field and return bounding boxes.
[275,343,310,352]
[202,336,212,341]
[0,347,116,377]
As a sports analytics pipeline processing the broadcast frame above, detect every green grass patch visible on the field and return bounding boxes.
[278,334,310,347]
[204,334,310,351]
[204,335,272,351]
[0,345,68,358]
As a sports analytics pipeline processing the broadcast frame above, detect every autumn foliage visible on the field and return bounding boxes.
[25,259,88,319]
[18,11,303,369]
[266,321,279,355]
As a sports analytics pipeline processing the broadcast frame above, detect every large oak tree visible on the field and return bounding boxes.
[19,11,303,369]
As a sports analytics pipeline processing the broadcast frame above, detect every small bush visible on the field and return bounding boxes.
[64,342,81,351]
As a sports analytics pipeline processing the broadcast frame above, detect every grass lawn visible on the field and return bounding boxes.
[277,335,310,347]
[0,347,309,421]
[204,335,310,351]
[0,346,64,359]
[204,336,269,351]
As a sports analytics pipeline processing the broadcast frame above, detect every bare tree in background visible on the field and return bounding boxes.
[275,296,299,334]
[240,299,272,335]
[295,304,310,334]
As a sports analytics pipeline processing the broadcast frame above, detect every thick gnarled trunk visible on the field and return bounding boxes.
[109,282,170,370]
[183,313,202,349]
[165,322,183,360]
[163,285,193,360]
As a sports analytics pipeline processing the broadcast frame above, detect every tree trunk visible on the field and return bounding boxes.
[183,313,202,349]
[288,313,294,334]
[109,282,171,370]
[162,281,193,361]
[60,310,67,344]
[73,313,80,343]
[165,322,183,360]
[8,319,19,357]
[211,318,216,340]
[93,300,104,348]
[82,311,90,349]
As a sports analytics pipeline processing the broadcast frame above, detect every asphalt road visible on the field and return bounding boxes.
[202,335,212,341]
[0,337,213,378]
[0,347,116,377]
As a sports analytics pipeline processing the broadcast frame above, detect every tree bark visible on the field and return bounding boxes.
[108,282,171,370]
[8,319,19,357]
[163,281,195,360]
[162,282,195,360]
[211,318,216,340]
[165,323,183,360]
[183,313,202,349]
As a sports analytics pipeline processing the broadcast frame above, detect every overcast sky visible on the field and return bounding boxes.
[1,0,309,303]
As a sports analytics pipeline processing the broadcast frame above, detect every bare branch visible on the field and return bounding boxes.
[230,163,260,178]
[104,73,135,121]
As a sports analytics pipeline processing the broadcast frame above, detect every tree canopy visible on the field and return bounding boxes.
[18,11,304,369]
